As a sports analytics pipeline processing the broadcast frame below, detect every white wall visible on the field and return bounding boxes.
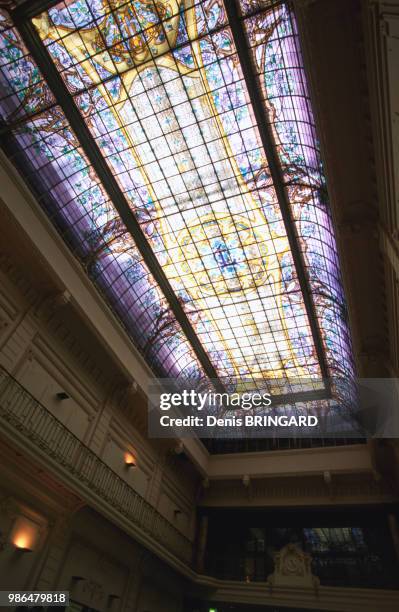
[0,258,199,547]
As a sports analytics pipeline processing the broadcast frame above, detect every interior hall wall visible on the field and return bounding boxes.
[0,257,198,543]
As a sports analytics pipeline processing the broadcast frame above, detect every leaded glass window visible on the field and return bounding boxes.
[0,1,354,398]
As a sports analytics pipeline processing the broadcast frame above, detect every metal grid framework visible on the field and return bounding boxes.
[0,0,354,399]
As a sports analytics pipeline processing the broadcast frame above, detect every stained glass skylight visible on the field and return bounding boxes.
[0,1,354,393]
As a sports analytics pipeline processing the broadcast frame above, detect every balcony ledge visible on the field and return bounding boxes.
[207,443,373,480]
[191,575,399,611]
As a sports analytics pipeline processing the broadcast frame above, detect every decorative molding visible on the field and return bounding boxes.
[267,544,319,591]
[34,290,72,319]
[82,579,105,603]
[159,475,193,517]
[48,501,86,536]
[163,453,199,506]
[0,275,19,320]
[39,323,106,389]
[0,155,209,477]
[120,380,139,407]
[200,577,399,611]
[381,224,399,277]
[201,471,396,506]
[380,16,390,37]
[1,260,110,401]
[27,337,101,413]
[0,368,193,568]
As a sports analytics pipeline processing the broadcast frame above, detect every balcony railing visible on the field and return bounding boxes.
[202,436,366,454]
[0,366,192,565]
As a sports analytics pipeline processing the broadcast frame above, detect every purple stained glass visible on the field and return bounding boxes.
[0,1,354,395]
[0,9,55,122]
[243,2,353,380]
[0,20,206,380]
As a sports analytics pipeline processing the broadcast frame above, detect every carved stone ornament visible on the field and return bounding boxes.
[267,544,320,590]
[74,579,106,609]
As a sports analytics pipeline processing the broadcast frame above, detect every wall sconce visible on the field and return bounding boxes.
[10,516,40,552]
[124,452,136,468]
[56,391,70,401]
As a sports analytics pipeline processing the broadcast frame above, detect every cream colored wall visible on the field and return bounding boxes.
[57,508,185,612]
[0,250,190,609]
[0,258,199,544]
[0,496,49,593]
[0,477,185,612]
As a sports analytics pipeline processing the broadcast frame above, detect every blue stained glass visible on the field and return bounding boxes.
[0,1,354,398]
[1,104,206,379]
[244,3,354,381]
[0,12,54,121]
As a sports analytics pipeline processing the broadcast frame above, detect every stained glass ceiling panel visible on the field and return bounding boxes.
[0,9,207,380]
[0,0,354,392]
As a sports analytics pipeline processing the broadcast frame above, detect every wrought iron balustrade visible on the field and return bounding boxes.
[204,511,399,590]
[0,366,192,564]
[203,436,366,454]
